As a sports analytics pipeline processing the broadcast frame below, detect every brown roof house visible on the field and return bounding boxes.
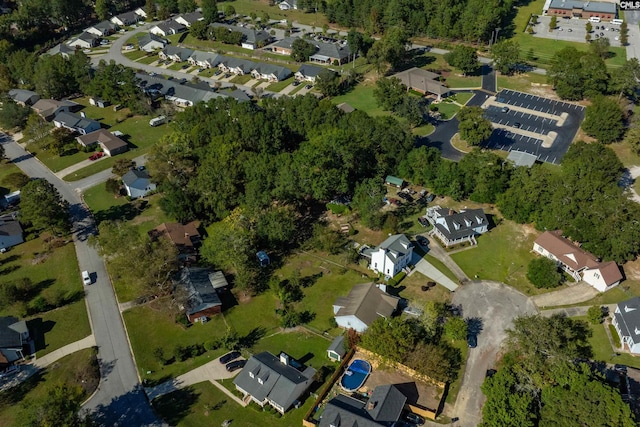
[76,129,128,156]
[149,221,201,260]
[392,67,451,100]
[176,267,227,323]
[333,283,400,333]
[533,231,623,292]
[31,99,80,121]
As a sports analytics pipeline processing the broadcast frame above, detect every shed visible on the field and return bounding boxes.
[327,335,347,362]
[385,175,405,188]
[89,98,110,108]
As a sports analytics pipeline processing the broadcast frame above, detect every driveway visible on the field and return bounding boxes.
[530,282,600,308]
[410,254,459,291]
[451,281,538,426]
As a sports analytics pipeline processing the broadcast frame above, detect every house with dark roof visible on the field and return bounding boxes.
[67,31,99,49]
[150,221,201,259]
[0,317,30,366]
[0,214,23,251]
[111,11,140,27]
[250,63,292,82]
[76,129,128,156]
[122,169,156,199]
[159,45,194,62]
[210,23,272,50]
[327,335,347,362]
[173,11,203,27]
[392,67,450,101]
[233,351,316,414]
[86,20,117,37]
[546,0,617,20]
[188,51,224,68]
[53,112,101,135]
[137,73,229,106]
[176,267,223,323]
[533,230,623,292]
[333,283,400,333]
[8,89,40,107]
[319,385,407,427]
[426,206,488,247]
[150,20,187,37]
[279,0,298,10]
[138,33,168,52]
[367,234,414,278]
[295,64,327,83]
[310,41,351,65]
[613,297,640,354]
[46,43,76,58]
[31,99,80,121]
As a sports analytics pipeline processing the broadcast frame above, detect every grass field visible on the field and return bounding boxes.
[0,161,26,194]
[435,101,462,120]
[331,84,389,117]
[443,74,482,89]
[413,124,435,136]
[454,92,474,105]
[31,300,91,357]
[221,0,329,28]
[267,76,295,92]
[230,74,253,85]
[123,50,149,61]
[248,330,333,371]
[0,348,99,426]
[83,181,128,214]
[32,146,94,174]
[573,316,640,369]
[497,72,550,92]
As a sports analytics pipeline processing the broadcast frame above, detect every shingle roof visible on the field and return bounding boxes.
[0,215,23,239]
[90,20,117,31]
[319,385,407,427]
[312,41,351,61]
[177,267,222,318]
[32,99,79,119]
[378,234,413,264]
[137,73,226,104]
[8,89,39,105]
[47,43,76,57]
[188,51,223,67]
[76,128,126,150]
[153,20,186,34]
[327,335,346,357]
[113,11,139,24]
[210,23,271,45]
[0,317,26,349]
[296,64,325,78]
[161,45,194,61]
[138,33,168,48]
[53,111,100,131]
[392,67,449,96]
[122,169,152,190]
[333,283,399,327]
[534,231,600,272]
[69,31,98,44]
[434,208,487,241]
[174,11,203,25]
[615,297,640,346]
[150,221,201,248]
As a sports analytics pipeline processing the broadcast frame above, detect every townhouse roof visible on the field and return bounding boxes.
[210,22,271,45]
[53,111,100,131]
[615,297,640,346]
[161,45,194,61]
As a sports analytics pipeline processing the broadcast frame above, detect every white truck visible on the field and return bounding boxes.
[149,116,166,127]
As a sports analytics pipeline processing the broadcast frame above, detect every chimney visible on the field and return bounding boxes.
[280,352,289,366]
[448,209,454,216]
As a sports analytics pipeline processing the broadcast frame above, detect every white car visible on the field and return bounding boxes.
[82,271,91,286]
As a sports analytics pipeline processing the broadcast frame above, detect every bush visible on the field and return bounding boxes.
[205,339,220,351]
[153,347,167,365]
[527,257,563,289]
[174,345,190,362]
[588,305,604,324]
[326,203,349,215]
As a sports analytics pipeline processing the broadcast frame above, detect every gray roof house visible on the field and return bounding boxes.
[111,11,140,27]
[327,335,347,362]
[188,51,224,68]
[8,89,40,106]
[67,31,98,49]
[392,67,450,101]
[426,206,488,247]
[150,20,187,37]
[122,169,156,199]
[295,64,327,82]
[31,99,80,121]
[319,385,407,427]
[85,20,118,37]
[138,33,168,52]
[210,23,272,50]
[251,63,292,82]
[279,0,298,10]
[613,297,640,354]
[137,73,228,106]
[333,283,400,333]
[0,316,30,365]
[367,234,414,278]
[173,11,203,27]
[0,214,24,252]
[76,128,128,156]
[159,45,194,62]
[46,43,76,58]
[176,267,223,323]
[53,112,101,135]
[310,41,351,64]
[234,351,316,414]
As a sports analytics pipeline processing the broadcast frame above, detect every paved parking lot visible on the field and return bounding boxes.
[497,89,585,116]
[532,16,623,46]
[485,105,558,134]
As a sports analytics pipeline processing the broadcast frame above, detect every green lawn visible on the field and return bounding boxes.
[166,61,187,71]
[454,92,474,105]
[31,300,91,357]
[497,73,550,92]
[0,161,26,194]
[199,68,217,77]
[0,348,99,427]
[32,146,94,174]
[574,316,640,369]
[123,50,148,61]
[248,330,333,371]
[412,124,435,137]
[83,181,128,213]
[220,0,329,28]
[266,76,295,92]
[451,219,543,294]
[512,0,546,34]
[331,84,389,117]
[443,74,482,89]
[434,101,461,120]
[178,33,255,56]
[139,55,160,65]
[230,74,253,85]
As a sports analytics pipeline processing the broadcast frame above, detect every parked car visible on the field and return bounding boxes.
[467,334,478,348]
[425,194,436,203]
[405,412,425,425]
[292,80,300,86]
[305,84,312,90]
[82,271,91,286]
[214,70,222,75]
[125,44,134,50]
[100,40,109,46]
[416,235,428,246]
[417,217,429,227]
[181,64,189,69]
[219,351,241,364]
[224,73,232,78]
[513,122,521,128]
[501,106,509,113]
[226,359,246,372]
[198,68,205,72]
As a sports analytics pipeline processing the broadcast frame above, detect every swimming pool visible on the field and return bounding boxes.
[340,359,371,392]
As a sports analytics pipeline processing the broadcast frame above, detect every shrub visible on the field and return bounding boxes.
[527,257,563,289]
[153,347,167,365]
[174,345,190,362]
[588,305,605,324]
[205,339,220,351]
[326,203,349,215]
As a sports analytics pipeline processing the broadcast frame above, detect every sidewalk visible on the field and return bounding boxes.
[32,334,96,369]
[55,157,108,179]
[540,304,616,318]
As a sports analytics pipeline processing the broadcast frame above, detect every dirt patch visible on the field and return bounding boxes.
[519,223,539,240]
[624,259,640,281]
[527,84,558,99]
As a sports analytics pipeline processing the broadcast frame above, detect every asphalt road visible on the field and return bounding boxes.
[625,11,640,61]
[2,138,160,426]
[451,281,538,427]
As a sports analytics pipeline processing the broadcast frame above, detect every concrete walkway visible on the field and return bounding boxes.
[531,282,600,308]
[145,358,244,402]
[410,254,459,291]
[423,235,470,282]
[54,156,109,178]
[540,304,616,318]
[32,335,96,369]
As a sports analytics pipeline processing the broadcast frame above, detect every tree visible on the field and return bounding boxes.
[395,96,425,127]
[581,96,625,143]
[105,178,121,195]
[347,29,364,65]
[609,58,640,100]
[587,305,604,324]
[367,27,408,71]
[421,301,447,340]
[527,257,562,289]
[585,21,592,33]
[95,0,111,20]
[405,342,461,383]
[444,316,468,341]
[112,158,134,176]
[290,38,316,62]
[373,77,407,111]
[19,384,91,427]
[314,69,341,97]
[190,20,208,40]
[44,127,75,156]
[145,0,156,19]
[549,15,557,32]
[352,178,385,229]
[457,106,493,146]
[444,45,480,75]
[20,179,70,235]
[201,0,218,24]
[261,12,270,26]
[620,21,629,45]
[87,61,143,112]
[223,4,236,17]
[22,113,52,146]
[491,40,521,75]
[178,0,197,13]
[360,317,420,362]
[590,37,611,59]
[481,365,537,427]
[0,98,30,129]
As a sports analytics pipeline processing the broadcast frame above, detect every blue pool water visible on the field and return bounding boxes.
[340,359,371,392]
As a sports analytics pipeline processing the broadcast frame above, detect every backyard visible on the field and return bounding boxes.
[0,162,26,194]
[573,316,640,370]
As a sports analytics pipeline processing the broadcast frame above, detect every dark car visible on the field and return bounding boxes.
[292,80,300,86]
[305,84,312,89]
[219,351,241,364]
[224,73,232,78]
[467,334,478,348]
[425,194,436,203]
[214,70,222,76]
[405,412,425,425]
[226,359,246,372]
[501,106,509,113]
[418,217,429,227]
[513,122,521,128]
[416,235,428,246]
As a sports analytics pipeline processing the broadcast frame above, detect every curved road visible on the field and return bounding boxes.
[2,139,160,426]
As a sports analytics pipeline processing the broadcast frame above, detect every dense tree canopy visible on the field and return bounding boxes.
[444,45,480,75]
[457,106,493,146]
[290,38,316,62]
[20,179,69,236]
[548,47,609,100]
[491,40,521,75]
[581,96,625,143]
[526,257,562,289]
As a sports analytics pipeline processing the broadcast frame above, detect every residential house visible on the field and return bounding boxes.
[85,20,117,37]
[533,230,623,292]
[270,37,296,55]
[0,317,30,366]
[46,43,76,58]
[294,64,326,83]
[8,89,40,107]
[333,283,400,333]
[233,351,316,414]
[67,32,98,49]
[426,206,488,247]
[150,20,187,37]
[210,23,272,50]
[327,335,347,362]
[2,191,20,209]
[613,297,640,354]
[138,33,168,52]
[279,0,298,10]
[76,129,128,156]
[137,73,227,107]
[31,99,80,121]
[111,11,140,27]
[53,112,101,135]
[250,63,292,82]
[173,11,203,27]
[319,385,407,427]
[384,175,405,188]
[188,51,223,69]
[159,45,194,62]
[89,97,110,108]
[176,267,223,322]
[218,57,254,75]
[546,0,617,20]
[366,234,414,278]
[149,221,201,260]
[392,67,451,101]
[122,169,156,198]
[0,214,23,252]
[310,41,351,65]
[134,7,147,19]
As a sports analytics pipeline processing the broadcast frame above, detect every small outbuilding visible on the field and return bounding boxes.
[327,335,347,362]
[385,175,405,188]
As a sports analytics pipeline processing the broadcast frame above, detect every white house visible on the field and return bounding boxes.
[426,206,488,247]
[150,20,186,37]
[138,33,167,52]
[67,32,98,49]
[122,169,156,199]
[533,231,623,292]
[613,297,640,354]
[333,283,399,333]
[111,11,140,27]
[279,0,298,10]
[52,112,101,135]
[367,234,413,278]
[173,11,203,27]
[85,20,117,37]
